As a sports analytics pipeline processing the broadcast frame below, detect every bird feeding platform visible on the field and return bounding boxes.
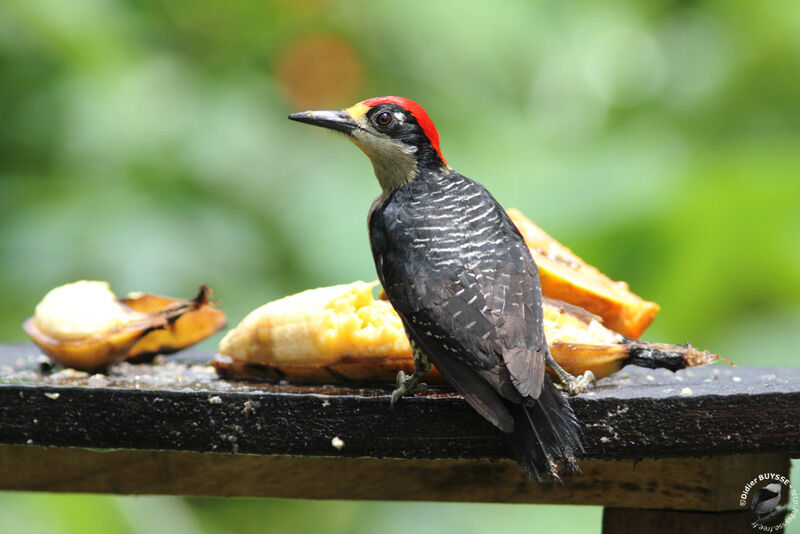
[0,343,797,533]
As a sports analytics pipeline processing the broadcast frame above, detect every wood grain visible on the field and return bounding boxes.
[602,508,785,534]
[0,445,788,510]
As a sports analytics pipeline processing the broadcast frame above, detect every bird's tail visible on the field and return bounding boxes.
[507,377,583,483]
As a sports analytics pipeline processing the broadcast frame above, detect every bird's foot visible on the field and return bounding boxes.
[554,370,596,396]
[546,352,596,396]
[390,371,428,410]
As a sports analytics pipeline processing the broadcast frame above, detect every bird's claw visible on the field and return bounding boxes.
[555,370,596,396]
[395,370,408,388]
[390,371,428,410]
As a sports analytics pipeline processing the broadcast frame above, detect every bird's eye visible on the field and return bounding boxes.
[376,111,393,127]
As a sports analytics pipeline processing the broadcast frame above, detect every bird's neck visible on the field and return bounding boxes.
[349,130,418,196]
[371,156,450,199]
[370,151,418,195]
[349,131,448,197]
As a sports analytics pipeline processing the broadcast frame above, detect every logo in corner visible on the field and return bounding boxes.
[739,472,797,531]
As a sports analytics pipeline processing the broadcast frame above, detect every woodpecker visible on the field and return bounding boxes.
[289,96,593,481]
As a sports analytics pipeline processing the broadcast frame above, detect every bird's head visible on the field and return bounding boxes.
[289,96,447,194]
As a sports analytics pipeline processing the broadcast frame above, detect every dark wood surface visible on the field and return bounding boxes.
[1,344,799,460]
[0,446,788,510]
[602,508,783,534]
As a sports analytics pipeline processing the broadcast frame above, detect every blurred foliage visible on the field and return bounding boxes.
[1,0,799,532]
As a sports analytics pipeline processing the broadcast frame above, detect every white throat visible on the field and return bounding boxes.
[350,129,418,194]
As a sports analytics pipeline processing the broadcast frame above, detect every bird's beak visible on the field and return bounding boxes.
[288,109,358,135]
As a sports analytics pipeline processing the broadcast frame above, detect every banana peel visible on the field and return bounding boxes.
[213,281,718,384]
[24,281,226,371]
[507,208,660,338]
[542,298,716,380]
[123,291,228,362]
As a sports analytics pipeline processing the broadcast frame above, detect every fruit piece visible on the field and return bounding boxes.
[123,289,227,362]
[24,281,224,371]
[506,208,660,338]
[213,282,718,384]
[214,282,433,383]
[31,281,136,342]
[542,297,718,381]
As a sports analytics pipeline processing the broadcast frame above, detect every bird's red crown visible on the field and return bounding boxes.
[361,96,445,164]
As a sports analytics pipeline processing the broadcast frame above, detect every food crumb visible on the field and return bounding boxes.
[44,392,60,400]
[322,399,331,408]
[680,387,693,396]
[331,436,344,450]
[732,376,742,383]
[208,396,222,405]
[87,374,108,387]
[243,400,257,416]
[51,368,89,380]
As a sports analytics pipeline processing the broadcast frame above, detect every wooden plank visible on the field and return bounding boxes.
[1,344,800,460]
[0,445,788,510]
[602,508,785,534]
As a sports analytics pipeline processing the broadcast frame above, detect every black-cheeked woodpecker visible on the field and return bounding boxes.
[290,96,593,481]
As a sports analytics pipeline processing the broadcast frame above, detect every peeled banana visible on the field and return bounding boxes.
[24,281,226,371]
[213,281,718,384]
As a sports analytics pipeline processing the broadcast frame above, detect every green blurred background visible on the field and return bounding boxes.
[1,0,799,532]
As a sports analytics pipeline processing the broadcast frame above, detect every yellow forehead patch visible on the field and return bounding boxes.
[346,102,370,121]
